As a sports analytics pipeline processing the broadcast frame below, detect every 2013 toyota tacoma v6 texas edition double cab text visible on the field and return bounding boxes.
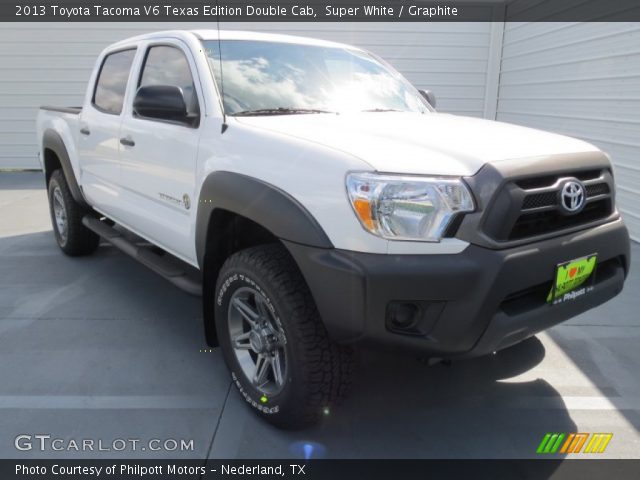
[37,30,630,428]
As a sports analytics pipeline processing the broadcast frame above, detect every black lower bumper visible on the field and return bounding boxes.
[284,219,630,358]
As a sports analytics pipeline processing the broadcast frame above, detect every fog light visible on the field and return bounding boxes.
[386,302,419,331]
[385,301,446,336]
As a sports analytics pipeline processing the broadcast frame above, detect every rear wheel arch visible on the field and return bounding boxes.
[42,129,89,208]
[43,148,62,186]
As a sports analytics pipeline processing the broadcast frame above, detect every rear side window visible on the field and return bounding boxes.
[93,49,136,115]
[138,45,199,119]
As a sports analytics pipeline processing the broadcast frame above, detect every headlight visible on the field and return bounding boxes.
[346,172,474,241]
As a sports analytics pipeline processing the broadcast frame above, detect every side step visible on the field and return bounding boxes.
[82,216,202,296]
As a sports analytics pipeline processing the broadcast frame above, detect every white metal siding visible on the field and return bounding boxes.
[497,22,640,241]
[0,21,494,170]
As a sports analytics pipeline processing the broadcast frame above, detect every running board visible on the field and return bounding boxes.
[82,216,202,296]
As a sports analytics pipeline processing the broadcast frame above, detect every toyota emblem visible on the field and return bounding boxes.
[559,180,585,214]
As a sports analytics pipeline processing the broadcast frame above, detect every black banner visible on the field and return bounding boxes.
[4,0,640,22]
[2,459,640,480]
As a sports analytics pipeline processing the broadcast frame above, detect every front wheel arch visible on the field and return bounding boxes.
[201,210,281,347]
[195,171,333,268]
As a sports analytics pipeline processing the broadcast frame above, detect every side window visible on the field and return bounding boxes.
[138,45,200,121]
[93,49,136,115]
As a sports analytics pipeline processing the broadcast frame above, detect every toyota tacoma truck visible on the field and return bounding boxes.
[37,30,631,428]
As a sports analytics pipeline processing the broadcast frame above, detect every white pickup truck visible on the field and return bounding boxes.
[37,30,630,428]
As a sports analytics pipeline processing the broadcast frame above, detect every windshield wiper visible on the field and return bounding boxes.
[361,108,402,112]
[232,107,335,117]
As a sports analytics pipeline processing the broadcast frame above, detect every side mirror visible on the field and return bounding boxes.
[419,89,436,109]
[133,85,188,123]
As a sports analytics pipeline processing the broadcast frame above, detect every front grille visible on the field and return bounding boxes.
[585,183,610,197]
[480,168,615,242]
[522,183,610,210]
[521,183,610,211]
[509,200,610,240]
[515,169,601,189]
[521,191,557,210]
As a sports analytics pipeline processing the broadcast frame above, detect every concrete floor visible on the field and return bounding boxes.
[0,172,639,460]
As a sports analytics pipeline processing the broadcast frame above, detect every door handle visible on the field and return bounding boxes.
[80,127,90,135]
[120,137,135,147]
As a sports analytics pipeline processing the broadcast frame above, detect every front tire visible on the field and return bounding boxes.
[215,244,352,429]
[47,169,99,256]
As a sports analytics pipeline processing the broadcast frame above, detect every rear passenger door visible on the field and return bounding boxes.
[117,41,202,264]
[79,48,136,215]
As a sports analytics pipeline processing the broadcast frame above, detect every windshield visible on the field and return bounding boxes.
[201,40,430,116]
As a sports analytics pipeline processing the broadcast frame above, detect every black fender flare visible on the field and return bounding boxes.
[195,171,333,267]
[42,129,89,208]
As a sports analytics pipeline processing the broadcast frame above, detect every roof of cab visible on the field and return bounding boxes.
[107,29,358,51]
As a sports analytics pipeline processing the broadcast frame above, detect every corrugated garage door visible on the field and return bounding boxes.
[496,22,640,241]
[0,21,495,170]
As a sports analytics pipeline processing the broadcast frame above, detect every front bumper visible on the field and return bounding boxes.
[284,219,630,358]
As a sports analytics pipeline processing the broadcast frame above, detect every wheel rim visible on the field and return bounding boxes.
[52,186,68,243]
[228,286,287,396]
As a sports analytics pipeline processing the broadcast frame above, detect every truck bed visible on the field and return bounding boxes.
[36,106,83,174]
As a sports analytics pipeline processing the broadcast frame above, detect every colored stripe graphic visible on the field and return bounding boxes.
[537,433,565,453]
[537,434,552,454]
[584,433,613,453]
[597,434,613,453]
[549,434,565,453]
[538,433,612,454]
[569,433,589,453]
[560,433,575,454]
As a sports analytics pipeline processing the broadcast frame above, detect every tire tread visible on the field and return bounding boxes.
[218,243,353,428]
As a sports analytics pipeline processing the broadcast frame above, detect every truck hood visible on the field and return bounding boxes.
[235,112,599,176]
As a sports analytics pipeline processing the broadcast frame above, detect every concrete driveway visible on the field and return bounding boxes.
[1,172,639,460]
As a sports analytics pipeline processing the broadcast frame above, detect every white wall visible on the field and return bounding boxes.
[497,22,640,241]
[0,21,495,169]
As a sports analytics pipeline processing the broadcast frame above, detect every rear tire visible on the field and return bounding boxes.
[47,169,99,256]
[215,243,353,429]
